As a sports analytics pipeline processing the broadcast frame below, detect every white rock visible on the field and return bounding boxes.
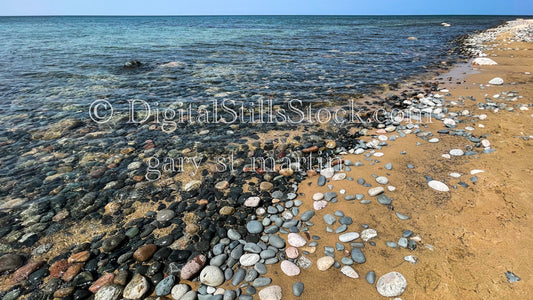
[428,180,450,192]
[442,154,451,159]
[123,274,149,300]
[387,185,396,192]
[199,266,224,287]
[361,229,378,241]
[239,254,260,266]
[171,284,191,300]
[280,260,301,276]
[320,167,335,178]
[287,233,307,247]
[376,176,389,185]
[354,148,365,155]
[472,57,497,65]
[376,271,407,297]
[479,114,487,120]
[313,200,328,210]
[316,256,335,271]
[368,187,385,197]
[442,118,456,126]
[259,285,282,300]
[332,173,346,181]
[378,135,388,141]
[449,149,464,156]
[470,169,485,175]
[481,139,490,147]
[312,193,324,201]
[341,266,360,278]
[339,232,360,242]
[95,285,123,300]
[244,197,260,207]
[404,255,418,264]
[488,77,504,85]
[373,152,384,157]
[449,172,461,178]
[428,138,439,143]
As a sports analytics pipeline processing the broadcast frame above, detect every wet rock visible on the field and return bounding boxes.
[180,254,207,280]
[155,275,175,296]
[11,261,44,283]
[89,273,115,293]
[0,254,23,273]
[95,284,124,300]
[134,244,157,262]
[68,250,90,263]
[123,273,150,299]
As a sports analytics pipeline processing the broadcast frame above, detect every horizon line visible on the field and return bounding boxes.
[1,14,532,17]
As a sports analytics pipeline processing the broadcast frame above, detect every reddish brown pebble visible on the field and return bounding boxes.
[89,273,115,293]
[62,263,83,282]
[302,146,319,153]
[49,259,69,278]
[68,251,90,264]
[306,170,318,177]
[11,261,44,283]
[180,254,207,280]
[133,244,157,262]
[54,287,75,298]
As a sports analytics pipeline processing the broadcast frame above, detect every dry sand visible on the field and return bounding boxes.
[266,25,533,299]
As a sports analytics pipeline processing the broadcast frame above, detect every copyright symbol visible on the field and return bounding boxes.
[89,99,113,123]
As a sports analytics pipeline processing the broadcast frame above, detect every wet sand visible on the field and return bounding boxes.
[266,24,533,299]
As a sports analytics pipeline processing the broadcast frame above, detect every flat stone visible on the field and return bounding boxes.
[428,180,450,192]
[320,168,335,178]
[133,244,157,262]
[376,176,389,185]
[376,271,407,297]
[280,260,300,276]
[323,214,336,225]
[341,266,359,278]
[244,197,261,207]
[155,275,175,296]
[0,254,23,273]
[366,271,376,284]
[89,273,115,293]
[351,248,366,264]
[156,209,175,222]
[450,149,464,156]
[488,77,504,85]
[377,195,392,205]
[472,57,497,65]
[339,232,360,242]
[285,247,299,259]
[368,187,385,197]
[240,254,260,267]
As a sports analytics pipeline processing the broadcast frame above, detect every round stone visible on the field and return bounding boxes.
[376,176,389,185]
[133,244,157,262]
[376,271,407,297]
[316,256,334,271]
[428,180,450,192]
[312,193,324,201]
[449,149,464,156]
[280,260,301,276]
[123,274,149,300]
[199,266,224,287]
[246,221,264,234]
[244,197,261,207]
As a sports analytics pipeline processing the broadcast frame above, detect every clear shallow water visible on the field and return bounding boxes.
[0,15,515,128]
[0,16,517,204]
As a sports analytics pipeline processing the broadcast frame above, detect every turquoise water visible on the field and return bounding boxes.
[0,16,514,126]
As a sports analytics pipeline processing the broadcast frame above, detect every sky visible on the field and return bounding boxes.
[0,0,532,16]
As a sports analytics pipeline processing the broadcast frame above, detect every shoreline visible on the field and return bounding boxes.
[0,18,531,300]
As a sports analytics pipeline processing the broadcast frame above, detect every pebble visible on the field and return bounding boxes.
[332,173,346,181]
[488,77,504,85]
[280,260,301,276]
[200,266,224,286]
[341,266,359,278]
[366,271,376,284]
[361,229,378,241]
[312,193,324,201]
[376,271,407,297]
[287,233,307,247]
[258,285,282,300]
[317,256,335,271]
[323,214,336,225]
[240,254,260,266]
[269,235,286,248]
[377,194,392,205]
[134,244,157,262]
[123,273,150,300]
[247,221,264,234]
[95,284,123,300]
[253,277,272,287]
[368,187,385,196]
[450,149,464,156]
[244,197,261,207]
[0,254,23,273]
[155,275,175,296]
[320,168,335,178]
[156,209,175,222]
[376,176,389,185]
[428,180,450,192]
[11,261,44,283]
[292,282,304,297]
[297,256,312,269]
[181,254,207,280]
[339,232,360,242]
[505,271,521,283]
[300,210,315,222]
[285,247,299,259]
[351,248,366,264]
[89,273,115,293]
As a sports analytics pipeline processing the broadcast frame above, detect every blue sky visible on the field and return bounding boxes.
[1,0,531,16]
